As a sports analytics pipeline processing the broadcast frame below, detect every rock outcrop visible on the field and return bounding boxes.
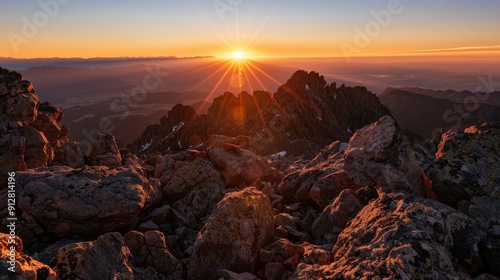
[16,165,154,239]
[127,104,201,155]
[0,67,68,174]
[296,193,488,279]
[0,233,56,280]
[53,231,182,279]
[188,188,274,279]
[432,123,500,275]
[53,233,134,279]
[278,116,432,209]
[88,133,122,168]
[123,230,183,278]
[343,115,430,197]
[163,156,226,224]
[208,144,283,187]
[129,70,391,157]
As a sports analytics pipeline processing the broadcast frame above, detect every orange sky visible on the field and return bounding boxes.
[1,1,499,59]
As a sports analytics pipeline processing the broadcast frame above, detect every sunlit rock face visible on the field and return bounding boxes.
[0,233,57,280]
[431,123,500,275]
[129,70,391,157]
[0,67,69,174]
[188,188,274,279]
[296,193,485,279]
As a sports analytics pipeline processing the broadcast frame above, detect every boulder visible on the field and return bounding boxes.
[154,151,196,187]
[187,188,274,279]
[0,128,27,173]
[1,89,38,124]
[278,143,353,206]
[296,193,487,279]
[218,269,258,280]
[432,123,500,275]
[311,189,364,240]
[309,170,364,209]
[0,233,56,280]
[53,233,134,279]
[262,238,304,262]
[208,145,283,187]
[343,115,429,197]
[51,141,86,168]
[0,68,70,171]
[301,243,332,265]
[88,133,122,168]
[123,230,182,277]
[16,165,153,238]
[29,102,64,147]
[165,157,226,223]
[19,126,52,168]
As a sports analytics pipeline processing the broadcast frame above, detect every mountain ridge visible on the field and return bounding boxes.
[128,70,391,156]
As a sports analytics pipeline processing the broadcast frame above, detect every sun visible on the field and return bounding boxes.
[232,51,245,60]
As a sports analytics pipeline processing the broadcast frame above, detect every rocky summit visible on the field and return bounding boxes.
[128,70,391,156]
[1,67,499,279]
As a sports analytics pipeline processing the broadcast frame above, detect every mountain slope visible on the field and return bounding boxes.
[128,70,391,156]
[379,88,500,138]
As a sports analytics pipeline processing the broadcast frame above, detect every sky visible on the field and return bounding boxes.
[1,0,499,58]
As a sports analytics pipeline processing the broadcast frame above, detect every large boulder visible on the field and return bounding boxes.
[53,233,134,279]
[123,230,182,277]
[164,157,226,223]
[0,233,56,280]
[296,193,488,279]
[88,133,122,168]
[54,232,182,279]
[208,144,283,187]
[187,188,274,279]
[432,123,500,275]
[51,141,87,168]
[311,189,364,240]
[29,102,65,147]
[0,72,38,123]
[16,165,153,239]
[278,141,353,206]
[154,151,196,187]
[343,115,431,197]
[0,122,27,173]
[0,67,68,172]
[19,126,52,168]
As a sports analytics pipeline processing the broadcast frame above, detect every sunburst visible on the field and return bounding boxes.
[184,3,287,136]
[232,51,245,60]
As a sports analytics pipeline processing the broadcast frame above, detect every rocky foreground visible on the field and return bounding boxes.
[1,67,499,279]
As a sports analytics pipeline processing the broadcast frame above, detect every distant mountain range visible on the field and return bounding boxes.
[379,87,500,138]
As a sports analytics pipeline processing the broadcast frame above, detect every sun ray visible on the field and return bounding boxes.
[240,62,273,137]
[190,3,236,52]
[245,60,284,88]
[242,4,280,51]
